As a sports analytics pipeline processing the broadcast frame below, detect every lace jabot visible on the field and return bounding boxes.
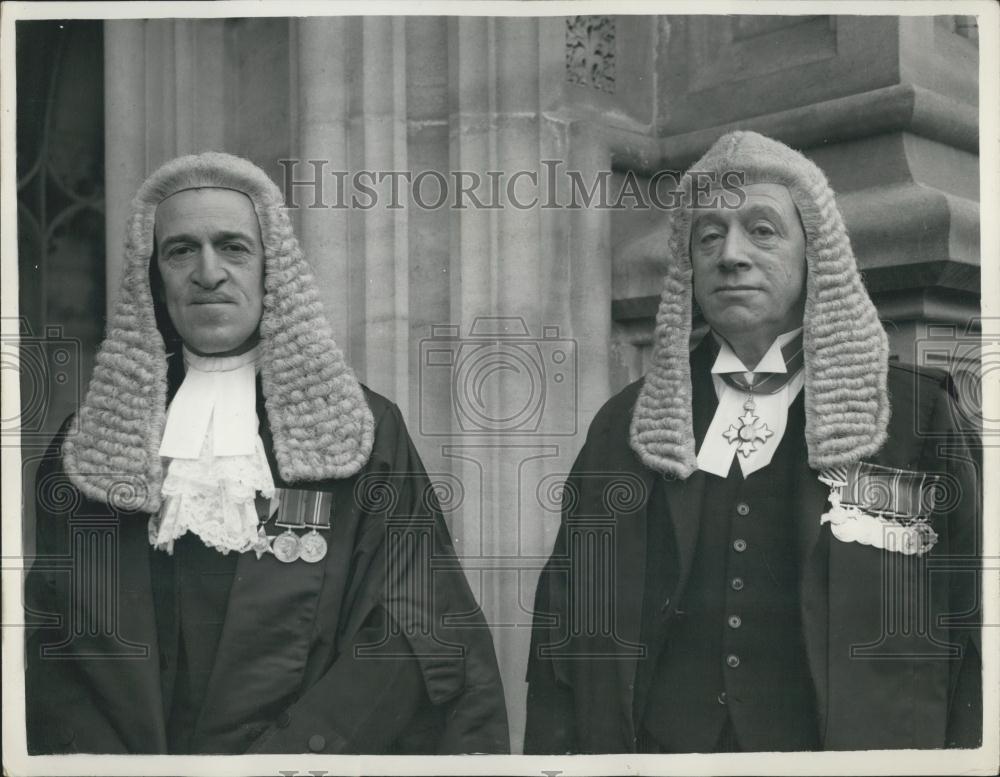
[150,345,275,555]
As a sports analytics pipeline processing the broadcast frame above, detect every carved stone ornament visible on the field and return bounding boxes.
[566,15,615,93]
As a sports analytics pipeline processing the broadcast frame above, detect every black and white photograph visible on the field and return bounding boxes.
[1,1,997,775]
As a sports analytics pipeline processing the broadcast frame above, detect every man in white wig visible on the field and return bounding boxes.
[525,131,980,752]
[25,152,509,754]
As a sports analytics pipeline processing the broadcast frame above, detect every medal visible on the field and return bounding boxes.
[299,531,328,563]
[272,530,300,562]
[251,491,279,560]
[297,489,332,562]
[723,396,774,458]
[252,526,273,559]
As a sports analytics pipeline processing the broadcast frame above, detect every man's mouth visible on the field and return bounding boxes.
[715,285,760,293]
[191,297,235,305]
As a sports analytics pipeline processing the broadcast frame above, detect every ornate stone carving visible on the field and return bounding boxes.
[566,15,615,93]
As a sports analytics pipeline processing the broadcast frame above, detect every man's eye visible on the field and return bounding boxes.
[698,231,723,244]
[222,243,248,253]
[751,223,777,237]
[165,245,193,258]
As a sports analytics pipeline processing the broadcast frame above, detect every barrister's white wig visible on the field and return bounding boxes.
[63,152,374,512]
[630,131,890,479]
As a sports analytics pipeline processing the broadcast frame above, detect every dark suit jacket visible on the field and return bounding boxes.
[524,341,981,752]
[25,388,510,754]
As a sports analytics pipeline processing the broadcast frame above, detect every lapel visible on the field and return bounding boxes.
[149,533,178,724]
[666,336,718,594]
[613,461,657,732]
[75,511,169,752]
[791,410,834,744]
[615,338,716,732]
[190,387,330,750]
[192,532,328,747]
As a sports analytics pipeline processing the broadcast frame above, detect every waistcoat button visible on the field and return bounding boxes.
[731,576,744,591]
[728,614,742,629]
[726,654,741,668]
[733,539,747,552]
[736,502,750,516]
[717,691,728,705]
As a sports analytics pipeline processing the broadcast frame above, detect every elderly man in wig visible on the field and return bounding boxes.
[525,132,981,753]
[25,153,509,754]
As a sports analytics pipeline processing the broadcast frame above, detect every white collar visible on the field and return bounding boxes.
[711,327,804,376]
[158,345,262,459]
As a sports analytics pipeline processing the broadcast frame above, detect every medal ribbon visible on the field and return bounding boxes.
[818,462,941,556]
[276,488,333,530]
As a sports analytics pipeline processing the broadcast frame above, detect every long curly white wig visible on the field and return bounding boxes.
[630,131,889,479]
[63,152,374,512]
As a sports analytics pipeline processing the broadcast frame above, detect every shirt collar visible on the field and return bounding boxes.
[711,327,804,375]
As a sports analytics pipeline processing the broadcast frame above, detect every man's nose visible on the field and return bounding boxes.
[719,228,752,271]
[191,246,227,288]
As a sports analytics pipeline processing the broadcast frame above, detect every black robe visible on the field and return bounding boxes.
[524,341,982,752]
[24,385,510,754]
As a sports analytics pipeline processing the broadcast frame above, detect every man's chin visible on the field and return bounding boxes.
[704,309,762,336]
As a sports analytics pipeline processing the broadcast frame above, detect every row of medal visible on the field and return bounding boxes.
[819,488,939,556]
[252,489,333,563]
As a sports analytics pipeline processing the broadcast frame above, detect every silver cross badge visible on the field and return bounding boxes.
[723,409,774,458]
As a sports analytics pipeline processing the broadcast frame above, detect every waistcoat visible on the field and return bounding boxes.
[638,392,820,752]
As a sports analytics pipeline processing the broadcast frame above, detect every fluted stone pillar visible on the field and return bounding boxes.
[294,18,354,359]
[359,17,411,414]
[103,20,146,302]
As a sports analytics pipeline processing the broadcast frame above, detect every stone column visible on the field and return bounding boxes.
[294,18,355,359]
[103,20,146,303]
[359,17,411,412]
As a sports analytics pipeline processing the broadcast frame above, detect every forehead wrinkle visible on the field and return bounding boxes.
[691,200,792,231]
[741,202,789,222]
[163,228,258,242]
